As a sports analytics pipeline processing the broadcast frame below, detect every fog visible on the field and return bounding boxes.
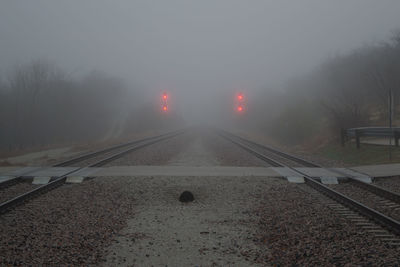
[1,1,400,148]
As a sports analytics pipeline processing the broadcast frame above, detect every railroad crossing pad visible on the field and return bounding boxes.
[332,168,372,183]
[286,176,305,183]
[0,166,23,175]
[96,166,280,177]
[4,164,400,183]
[66,176,84,183]
[29,167,80,177]
[273,167,340,184]
[352,163,400,178]
[294,167,339,178]
[0,166,43,177]
[320,177,339,184]
[65,167,102,183]
[32,176,51,185]
[271,167,304,183]
[0,175,16,182]
[69,167,101,177]
[31,167,80,184]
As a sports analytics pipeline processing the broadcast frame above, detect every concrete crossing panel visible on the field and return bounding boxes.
[352,164,400,178]
[70,167,102,177]
[1,166,43,177]
[286,176,305,183]
[0,175,16,182]
[66,176,85,183]
[0,167,23,175]
[30,167,80,177]
[95,166,279,177]
[32,176,51,185]
[332,168,372,183]
[320,177,339,184]
[294,167,339,178]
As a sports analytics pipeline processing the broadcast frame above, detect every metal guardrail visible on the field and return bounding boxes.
[341,127,400,148]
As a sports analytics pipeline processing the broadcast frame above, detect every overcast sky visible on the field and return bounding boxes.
[1,1,400,119]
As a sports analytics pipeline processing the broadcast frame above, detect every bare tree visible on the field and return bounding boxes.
[7,60,58,146]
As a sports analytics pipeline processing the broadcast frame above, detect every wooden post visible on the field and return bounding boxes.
[395,131,399,147]
[341,128,346,147]
[355,129,361,149]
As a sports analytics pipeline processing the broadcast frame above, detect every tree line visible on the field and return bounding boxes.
[248,31,400,145]
[0,61,183,150]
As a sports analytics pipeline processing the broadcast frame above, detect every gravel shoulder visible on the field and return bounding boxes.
[102,176,270,266]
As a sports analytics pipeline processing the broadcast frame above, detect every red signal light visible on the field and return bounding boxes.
[235,92,245,113]
[161,91,168,112]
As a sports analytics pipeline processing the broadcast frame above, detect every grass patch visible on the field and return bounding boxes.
[316,142,400,166]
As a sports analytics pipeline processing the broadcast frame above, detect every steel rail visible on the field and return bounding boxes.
[0,131,176,189]
[0,177,21,189]
[329,168,400,205]
[222,129,400,205]
[218,129,400,235]
[219,129,319,167]
[0,130,184,214]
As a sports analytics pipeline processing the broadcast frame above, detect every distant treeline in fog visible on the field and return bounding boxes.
[249,31,400,146]
[0,61,183,150]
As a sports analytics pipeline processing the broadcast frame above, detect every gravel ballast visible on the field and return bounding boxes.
[105,132,192,166]
[0,182,39,203]
[255,183,400,265]
[204,133,269,167]
[328,182,400,222]
[374,176,400,194]
[0,178,136,266]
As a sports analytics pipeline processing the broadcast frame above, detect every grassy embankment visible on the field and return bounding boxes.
[316,141,400,166]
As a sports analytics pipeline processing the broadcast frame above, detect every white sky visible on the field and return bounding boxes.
[1,0,400,119]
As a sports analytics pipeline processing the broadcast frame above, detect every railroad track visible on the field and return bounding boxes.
[0,130,184,214]
[0,131,177,189]
[218,129,400,246]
